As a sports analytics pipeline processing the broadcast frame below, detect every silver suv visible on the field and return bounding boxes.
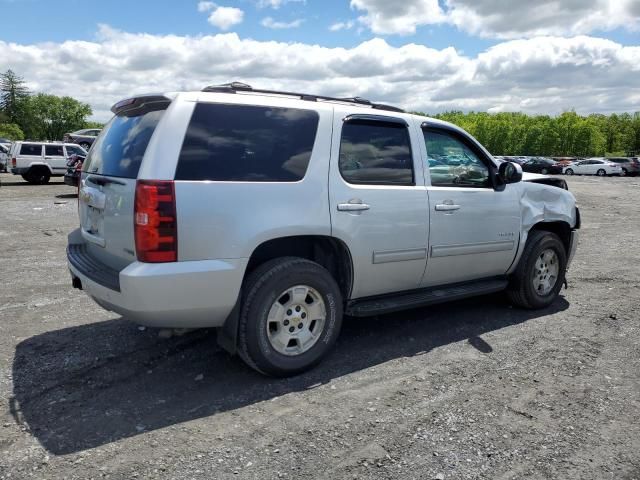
[67,83,580,376]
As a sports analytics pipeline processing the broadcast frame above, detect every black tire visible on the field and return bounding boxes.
[79,142,91,150]
[540,168,548,174]
[565,168,574,175]
[507,230,567,309]
[25,169,51,184]
[621,168,627,176]
[238,257,343,377]
[596,169,606,176]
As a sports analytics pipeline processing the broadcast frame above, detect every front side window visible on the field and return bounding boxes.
[339,120,413,185]
[176,103,319,182]
[45,145,64,156]
[20,144,42,156]
[423,129,490,188]
[65,145,86,156]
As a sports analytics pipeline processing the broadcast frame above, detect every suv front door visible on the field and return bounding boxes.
[419,124,520,287]
[44,144,66,174]
[329,111,429,299]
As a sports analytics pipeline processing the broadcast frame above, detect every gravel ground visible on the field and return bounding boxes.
[0,173,639,480]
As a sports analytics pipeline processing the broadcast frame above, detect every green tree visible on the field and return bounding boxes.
[23,93,92,140]
[0,69,30,127]
[0,123,25,140]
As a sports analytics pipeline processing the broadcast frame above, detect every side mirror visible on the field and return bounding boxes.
[498,161,522,184]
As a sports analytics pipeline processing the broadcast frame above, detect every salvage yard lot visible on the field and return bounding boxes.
[0,173,639,479]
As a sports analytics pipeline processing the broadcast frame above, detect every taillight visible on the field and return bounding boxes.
[134,180,177,263]
[11,157,16,167]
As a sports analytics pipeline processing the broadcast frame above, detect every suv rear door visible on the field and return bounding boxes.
[329,110,429,299]
[78,97,170,271]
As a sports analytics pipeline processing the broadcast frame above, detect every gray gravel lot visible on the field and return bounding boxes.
[0,173,639,480]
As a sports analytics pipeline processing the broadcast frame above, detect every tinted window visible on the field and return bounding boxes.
[339,120,413,185]
[20,144,42,156]
[83,107,166,178]
[45,145,64,156]
[176,103,319,182]
[424,129,490,188]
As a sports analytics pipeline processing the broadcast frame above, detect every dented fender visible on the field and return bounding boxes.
[507,180,578,274]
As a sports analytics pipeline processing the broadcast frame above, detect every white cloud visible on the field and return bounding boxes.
[257,0,305,9]
[1,26,637,121]
[351,0,445,35]
[351,0,640,38]
[329,20,355,32]
[261,16,304,29]
[206,6,244,30]
[197,1,216,12]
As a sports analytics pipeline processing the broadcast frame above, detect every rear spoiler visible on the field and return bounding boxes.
[111,94,172,116]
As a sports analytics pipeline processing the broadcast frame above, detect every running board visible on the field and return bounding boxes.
[346,277,509,317]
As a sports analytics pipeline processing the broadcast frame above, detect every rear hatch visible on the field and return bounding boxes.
[78,96,170,271]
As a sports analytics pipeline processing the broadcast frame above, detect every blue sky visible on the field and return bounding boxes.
[0,0,638,120]
[4,0,636,55]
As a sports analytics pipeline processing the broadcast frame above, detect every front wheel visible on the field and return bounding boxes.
[596,169,606,176]
[238,257,343,376]
[621,168,627,176]
[79,142,91,150]
[507,230,567,309]
[540,168,548,174]
[564,168,574,175]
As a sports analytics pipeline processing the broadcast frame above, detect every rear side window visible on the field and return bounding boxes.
[45,145,64,156]
[339,120,413,185]
[175,103,319,182]
[83,107,166,178]
[20,144,42,156]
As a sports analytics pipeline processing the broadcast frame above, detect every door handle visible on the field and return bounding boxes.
[337,200,370,212]
[435,203,461,211]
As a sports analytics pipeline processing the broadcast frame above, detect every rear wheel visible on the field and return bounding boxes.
[596,169,606,176]
[507,230,567,309]
[540,168,548,174]
[621,168,627,176]
[564,168,574,175]
[238,257,343,376]
[79,142,91,150]
[24,168,50,184]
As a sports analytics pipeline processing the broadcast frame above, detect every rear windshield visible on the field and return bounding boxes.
[83,107,166,178]
[175,103,319,182]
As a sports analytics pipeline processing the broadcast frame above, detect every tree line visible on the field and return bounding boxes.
[417,110,640,157]
[0,70,101,142]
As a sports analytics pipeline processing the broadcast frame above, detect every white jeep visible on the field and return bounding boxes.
[67,83,580,376]
[9,141,86,184]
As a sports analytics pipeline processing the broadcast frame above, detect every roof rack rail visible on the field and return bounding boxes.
[201,82,405,113]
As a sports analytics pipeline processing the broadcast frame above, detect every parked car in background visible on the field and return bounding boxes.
[563,158,622,176]
[607,157,640,176]
[66,83,580,376]
[552,157,579,166]
[0,144,9,172]
[521,157,563,175]
[9,141,87,184]
[64,153,86,187]
[63,129,101,150]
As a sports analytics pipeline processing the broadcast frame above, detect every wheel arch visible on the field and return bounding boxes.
[218,235,354,355]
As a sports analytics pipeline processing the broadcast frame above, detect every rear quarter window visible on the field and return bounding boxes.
[175,103,319,182]
[20,144,42,156]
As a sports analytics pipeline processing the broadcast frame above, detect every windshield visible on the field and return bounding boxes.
[82,107,166,178]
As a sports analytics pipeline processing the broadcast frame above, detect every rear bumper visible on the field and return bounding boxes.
[64,172,79,187]
[67,230,247,328]
[11,167,28,175]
